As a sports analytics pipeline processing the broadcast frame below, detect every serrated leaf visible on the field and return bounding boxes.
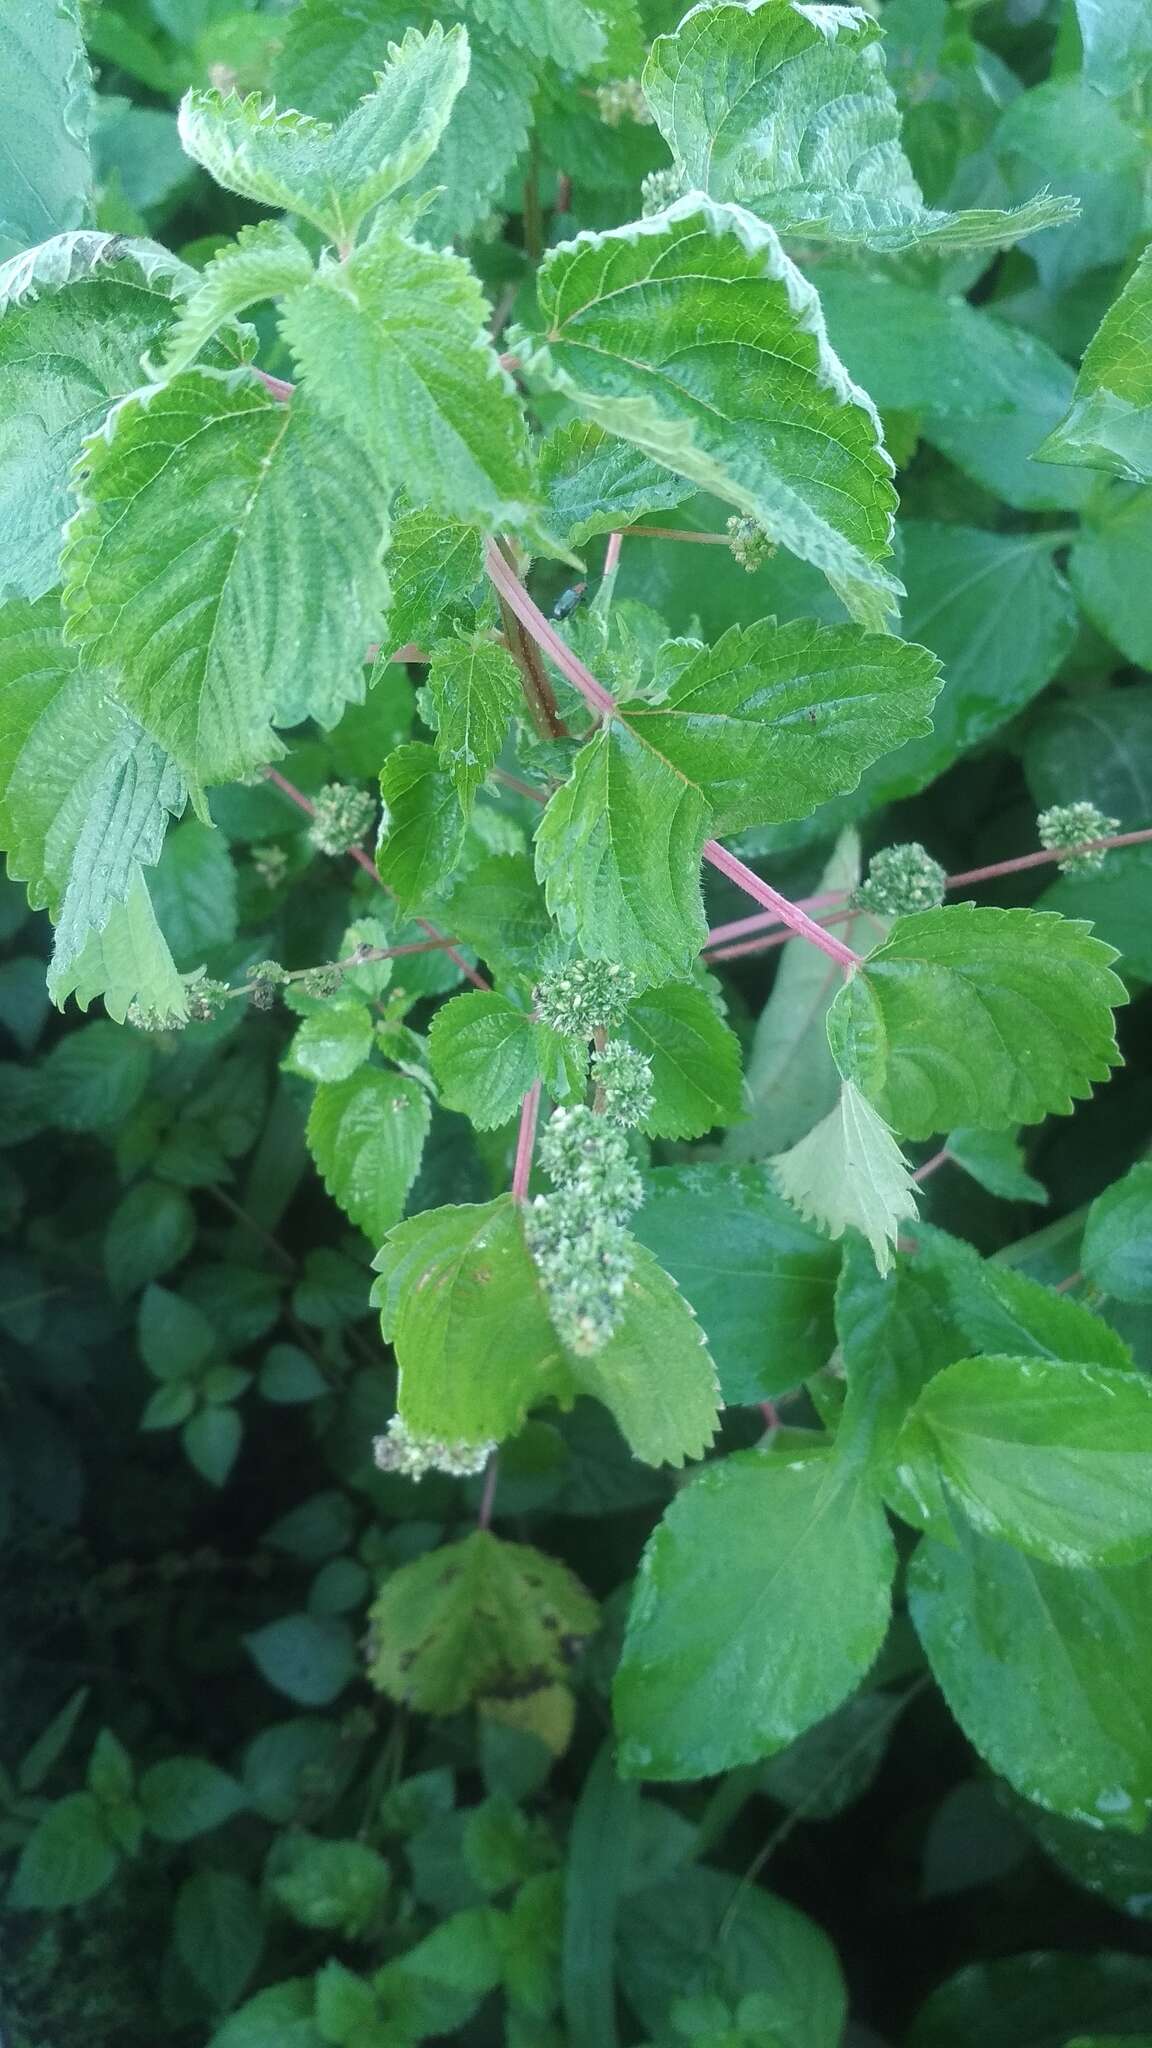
[445,853,553,980]
[427,638,521,813]
[282,230,545,542]
[179,22,470,245]
[0,232,246,603]
[829,907,1127,1140]
[245,1613,358,1707]
[1074,0,1152,97]
[772,1079,918,1278]
[140,1757,247,1843]
[105,1179,196,1298]
[62,370,389,789]
[384,509,485,651]
[539,421,695,549]
[44,1017,152,1131]
[366,1529,598,1713]
[0,595,186,1014]
[614,1449,895,1779]
[643,0,1076,253]
[175,1870,263,2009]
[428,990,579,1130]
[834,1234,969,1485]
[372,1195,575,1443]
[307,1067,431,1242]
[897,1353,1152,1568]
[287,999,374,1085]
[1038,242,1152,485]
[909,1526,1152,1832]
[908,1223,1133,1376]
[573,1242,721,1468]
[623,980,743,1140]
[471,0,603,69]
[1083,1162,1152,1305]
[946,1128,1048,1206]
[995,78,1143,297]
[150,817,236,968]
[154,220,315,380]
[10,1791,119,1910]
[377,742,466,909]
[522,196,900,622]
[0,0,92,263]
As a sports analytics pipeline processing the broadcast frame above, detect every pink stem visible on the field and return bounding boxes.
[705,889,845,947]
[252,367,295,401]
[912,1147,950,1184]
[760,1400,780,1431]
[511,1081,541,1202]
[1053,1268,1084,1294]
[946,829,1152,888]
[477,1451,500,1528]
[603,530,623,576]
[702,841,861,968]
[626,525,732,544]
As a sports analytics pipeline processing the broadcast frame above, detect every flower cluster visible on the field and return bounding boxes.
[252,842,289,889]
[307,782,376,856]
[185,973,231,1022]
[726,516,776,573]
[592,1039,654,1131]
[297,964,345,1000]
[247,959,288,1009]
[856,842,947,917]
[595,77,654,126]
[533,959,637,1038]
[641,166,683,216]
[1038,801,1120,873]
[525,1105,643,1356]
[373,1416,494,1482]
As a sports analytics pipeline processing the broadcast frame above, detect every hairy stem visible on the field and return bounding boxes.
[512,1080,542,1201]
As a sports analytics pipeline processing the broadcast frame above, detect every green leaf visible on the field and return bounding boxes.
[377,742,466,909]
[828,907,1126,1140]
[176,1870,263,2009]
[643,0,1075,253]
[534,722,710,982]
[899,1354,1152,1567]
[772,1080,918,1279]
[183,1404,243,1487]
[631,1164,838,1404]
[622,980,743,1140]
[1083,1162,1152,1305]
[834,1234,969,1482]
[373,1196,575,1443]
[206,1980,322,2048]
[244,1613,359,1707]
[445,853,554,981]
[1074,0,1152,96]
[995,80,1144,295]
[63,371,389,789]
[367,1528,598,1713]
[139,1757,247,1842]
[150,817,237,968]
[105,1179,196,1298]
[139,1282,218,1380]
[471,0,603,70]
[574,1243,721,1469]
[273,1837,391,1940]
[307,1067,431,1243]
[758,1690,898,1820]
[427,637,522,814]
[909,1526,1152,1831]
[946,1128,1048,1207]
[384,508,485,651]
[522,196,900,624]
[154,220,315,380]
[910,1223,1133,1375]
[0,232,241,603]
[43,1019,152,1130]
[10,1791,119,1909]
[1069,488,1152,671]
[179,22,470,245]
[1038,243,1152,483]
[614,1449,894,1779]
[0,0,92,262]
[259,1345,328,1405]
[429,990,579,1130]
[286,1000,375,1085]
[0,593,186,1015]
[907,1953,1152,2048]
[283,229,545,541]
[538,421,695,549]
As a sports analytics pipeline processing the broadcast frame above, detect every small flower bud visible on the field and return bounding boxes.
[252,842,289,889]
[126,1000,185,1033]
[298,964,345,1001]
[726,516,776,573]
[1038,801,1120,873]
[307,782,376,856]
[537,1105,644,1222]
[247,959,288,1009]
[592,1040,654,1131]
[533,959,637,1038]
[184,973,231,1022]
[373,1416,494,1481]
[595,77,654,127]
[856,842,947,917]
[641,166,683,216]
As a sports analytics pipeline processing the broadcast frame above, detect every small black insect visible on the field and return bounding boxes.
[551,581,588,622]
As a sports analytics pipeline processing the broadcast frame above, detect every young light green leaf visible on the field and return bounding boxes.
[179,22,470,246]
[377,743,466,910]
[643,0,1075,253]
[282,230,546,542]
[1038,241,1152,484]
[1074,0,1152,97]
[384,509,485,651]
[286,1000,374,1085]
[372,1195,576,1444]
[622,980,743,1140]
[897,1353,1152,1568]
[772,1079,918,1278]
[62,370,389,789]
[632,1163,839,1404]
[614,1449,895,1779]
[538,420,695,549]
[0,594,187,1016]
[0,0,92,263]
[945,1128,1048,1207]
[0,232,247,603]
[307,1067,431,1243]
[1083,1162,1152,1305]
[426,638,521,814]
[909,1526,1152,1832]
[153,220,315,380]
[574,1243,721,1469]
[828,906,1126,1140]
[521,195,900,623]
[428,990,580,1130]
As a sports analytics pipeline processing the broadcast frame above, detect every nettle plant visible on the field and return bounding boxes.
[6,0,1152,2038]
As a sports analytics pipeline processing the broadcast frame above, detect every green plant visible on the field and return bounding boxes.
[3,0,1152,2043]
